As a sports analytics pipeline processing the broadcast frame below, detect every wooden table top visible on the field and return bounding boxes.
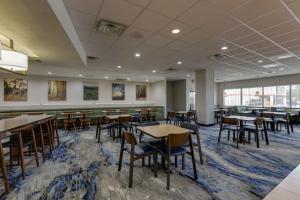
[249,108,269,110]
[135,108,155,112]
[228,115,257,121]
[137,124,192,139]
[105,114,131,120]
[263,164,300,200]
[0,114,54,139]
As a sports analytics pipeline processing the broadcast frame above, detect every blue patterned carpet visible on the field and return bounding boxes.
[1,124,300,200]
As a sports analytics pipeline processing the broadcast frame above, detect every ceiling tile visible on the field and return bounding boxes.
[165,40,189,51]
[272,29,300,44]
[178,1,221,27]
[143,34,174,47]
[148,0,198,18]
[201,15,240,35]
[179,28,211,43]
[233,34,264,46]
[126,0,151,7]
[218,25,254,41]
[63,0,102,15]
[98,0,142,25]
[260,20,298,38]
[87,31,118,49]
[132,9,171,32]
[68,9,96,30]
[288,1,300,17]
[207,0,249,13]
[229,0,283,23]
[247,8,292,31]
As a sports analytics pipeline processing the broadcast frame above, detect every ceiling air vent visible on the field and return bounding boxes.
[96,19,126,37]
[115,78,127,81]
[87,56,99,63]
[209,53,229,60]
[165,67,178,72]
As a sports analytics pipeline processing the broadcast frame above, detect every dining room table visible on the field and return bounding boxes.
[0,114,54,193]
[135,124,198,180]
[227,115,269,145]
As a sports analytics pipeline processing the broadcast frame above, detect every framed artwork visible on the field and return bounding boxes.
[112,83,125,100]
[48,80,66,101]
[4,78,28,101]
[136,85,147,101]
[83,84,99,100]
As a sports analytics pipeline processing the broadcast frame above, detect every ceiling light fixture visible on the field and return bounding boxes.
[104,76,109,79]
[78,74,83,77]
[116,65,122,69]
[145,79,149,82]
[172,29,180,34]
[135,53,141,57]
[186,74,190,77]
[257,60,263,63]
[126,77,131,80]
[279,67,285,71]
[221,46,228,51]
[48,72,52,75]
[277,54,293,60]
[177,61,182,65]
[152,70,156,73]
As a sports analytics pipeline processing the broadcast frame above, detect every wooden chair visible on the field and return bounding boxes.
[138,111,148,123]
[96,116,113,143]
[242,117,269,148]
[79,111,91,129]
[180,122,203,164]
[155,133,197,189]
[218,117,241,148]
[34,119,54,161]
[274,113,291,134]
[63,112,77,131]
[116,116,133,140]
[148,111,156,121]
[118,132,158,188]
[166,112,181,126]
[138,121,160,143]
[214,110,224,124]
[3,124,39,179]
[261,112,275,132]
[49,117,60,147]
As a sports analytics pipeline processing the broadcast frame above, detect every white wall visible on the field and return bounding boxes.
[0,73,166,111]
[217,73,300,105]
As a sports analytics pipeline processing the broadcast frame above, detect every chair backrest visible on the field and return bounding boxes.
[118,115,131,123]
[139,121,160,127]
[64,112,76,120]
[168,111,176,118]
[12,124,35,134]
[221,117,238,125]
[124,132,137,146]
[255,117,264,128]
[180,122,199,135]
[261,112,275,119]
[167,133,190,148]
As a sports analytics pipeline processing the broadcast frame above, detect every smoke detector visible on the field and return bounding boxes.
[96,19,126,37]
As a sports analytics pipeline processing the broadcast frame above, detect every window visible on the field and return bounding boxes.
[223,89,241,106]
[291,85,300,108]
[242,87,262,107]
[188,91,196,110]
[263,85,290,107]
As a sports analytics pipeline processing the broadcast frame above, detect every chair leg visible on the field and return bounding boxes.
[39,125,46,161]
[118,134,125,171]
[153,153,158,178]
[129,155,134,188]
[182,154,185,170]
[189,135,198,180]
[166,154,170,190]
[0,143,9,193]
[17,133,25,179]
[227,130,230,141]
[175,156,177,168]
[256,130,259,148]
[97,128,101,143]
[31,130,39,167]
[195,133,203,165]
[218,129,222,143]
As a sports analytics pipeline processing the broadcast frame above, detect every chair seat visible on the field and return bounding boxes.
[274,118,287,122]
[155,145,187,156]
[126,143,156,155]
[242,124,263,131]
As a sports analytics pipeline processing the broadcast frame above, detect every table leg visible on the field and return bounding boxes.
[263,121,269,145]
[0,142,9,193]
[189,135,198,180]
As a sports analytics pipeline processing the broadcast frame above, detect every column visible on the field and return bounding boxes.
[195,68,215,125]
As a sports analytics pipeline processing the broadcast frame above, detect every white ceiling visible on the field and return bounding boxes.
[1,0,300,83]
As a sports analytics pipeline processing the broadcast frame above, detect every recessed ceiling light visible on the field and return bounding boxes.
[104,76,109,79]
[145,79,149,82]
[279,67,285,71]
[116,65,122,69]
[47,72,52,75]
[152,70,156,73]
[277,54,293,60]
[186,74,190,77]
[262,63,279,68]
[78,74,83,77]
[135,53,141,57]
[126,77,131,80]
[172,29,180,34]
[177,61,182,65]
[221,46,228,51]
[257,60,263,63]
